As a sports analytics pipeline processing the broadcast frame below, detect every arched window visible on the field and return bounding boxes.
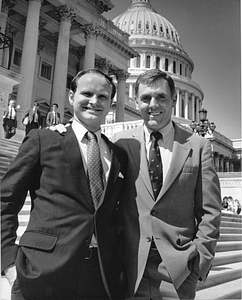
[173,61,176,74]
[165,58,169,71]
[136,56,140,68]
[180,63,182,75]
[156,57,160,69]
[146,55,150,68]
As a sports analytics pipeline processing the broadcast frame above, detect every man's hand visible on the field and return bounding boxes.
[48,124,68,134]
[5,264,17,287]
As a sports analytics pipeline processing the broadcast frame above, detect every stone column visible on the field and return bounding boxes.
[191,93,195,121]
[114,70,129,122]
[196,97,200,122]
[175,89,180,117]
[77,45,85,71]
[51,5,75,119]
[16,0,42,125]
[184,90,189,119]
[81,24,101,69]
[129,83,134,99]
[219,155,224,172]
[214,154,219,172]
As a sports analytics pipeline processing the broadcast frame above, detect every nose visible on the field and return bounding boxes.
[149,97,158,108]
[89,95,98,104]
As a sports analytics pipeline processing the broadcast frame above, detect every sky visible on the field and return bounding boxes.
[103,0,241,140]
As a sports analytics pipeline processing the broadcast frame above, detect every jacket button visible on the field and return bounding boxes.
[151,210,157,216]
[147,237,152,242]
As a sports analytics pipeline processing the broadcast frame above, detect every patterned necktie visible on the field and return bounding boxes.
[86,131,104,209]
[149,131,163,199]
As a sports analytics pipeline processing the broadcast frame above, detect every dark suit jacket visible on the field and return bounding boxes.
[23,108,41,126]
[46,111,61,126]
[1,127,127,300]
[113,122,221,297]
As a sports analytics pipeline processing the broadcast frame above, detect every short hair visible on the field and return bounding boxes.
[134,69,175,98]
[70,68,116,100]
[52,103,58,108]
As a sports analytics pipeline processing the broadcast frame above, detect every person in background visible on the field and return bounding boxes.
[234,199,241,214]
[222,196,229,210]
[22,101,41,135]
[46,103,61,127]
[1,69,127,300]
[112,69,221,300]
[2,99,18,139]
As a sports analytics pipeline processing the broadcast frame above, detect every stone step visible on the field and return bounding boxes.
[197,261,242,291]
[222,216,242,223]
[195,278,242,300]
[218,233,242,241]
[215,241,242,252]
[213,250,242,266]
[221,221,242,228]
[220,227,242,234]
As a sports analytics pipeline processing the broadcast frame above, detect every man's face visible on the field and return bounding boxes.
[52,105,58,112]
[136,79,176,131]
[9,100,16,107]
[69,73,112,132]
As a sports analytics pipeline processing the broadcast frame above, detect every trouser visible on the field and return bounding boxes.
[129,248,199,300]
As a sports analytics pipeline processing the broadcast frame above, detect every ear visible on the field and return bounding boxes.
[134,97,140,111]
[69,90,74,106]
[172,96,177,108]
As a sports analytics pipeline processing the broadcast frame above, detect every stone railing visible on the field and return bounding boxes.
[101,119,143,138]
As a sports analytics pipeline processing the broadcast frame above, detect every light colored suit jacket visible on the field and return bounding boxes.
[46,111,61,126]
[113,121,221,297]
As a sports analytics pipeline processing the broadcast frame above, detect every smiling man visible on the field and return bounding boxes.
[112,69,221,300]
[1,69,127,300]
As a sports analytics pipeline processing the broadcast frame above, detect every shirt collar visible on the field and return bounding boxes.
[72,119,102,144]
[144,121,174,145]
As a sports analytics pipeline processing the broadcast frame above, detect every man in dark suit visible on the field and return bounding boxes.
[46,103,61,127]
[22,101,41,135]
[1,69,127,300]
[112,69,222,299]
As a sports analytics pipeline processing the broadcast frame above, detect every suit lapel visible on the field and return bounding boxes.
[59,127,93,210]
[158,124,192,198]
[101,135,121,199]
[128,126,154,199]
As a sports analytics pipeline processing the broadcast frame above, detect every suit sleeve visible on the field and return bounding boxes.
[1,130,40,273]
[193,139,222,280]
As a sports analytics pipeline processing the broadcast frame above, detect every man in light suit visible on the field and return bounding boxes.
[1,69,127,300]
[113,69,221,299]
[46,103,61,127]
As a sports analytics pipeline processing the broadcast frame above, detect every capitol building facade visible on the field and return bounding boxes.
[0,0,241,173]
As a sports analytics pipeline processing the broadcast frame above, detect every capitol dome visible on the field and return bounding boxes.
[113,0,183,50]
[111,0,204,128]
